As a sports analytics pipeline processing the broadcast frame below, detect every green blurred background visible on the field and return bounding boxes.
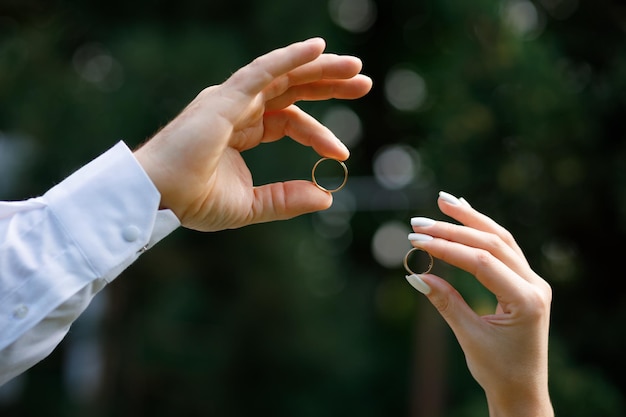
[1,0,626,415]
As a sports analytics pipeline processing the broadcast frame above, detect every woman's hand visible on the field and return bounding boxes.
[134,38,372,231]
[407,191,554,417]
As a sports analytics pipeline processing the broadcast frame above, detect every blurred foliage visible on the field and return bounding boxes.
[1,0,626,416]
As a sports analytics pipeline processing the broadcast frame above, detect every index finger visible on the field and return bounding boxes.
[260,105,350,160]
[225,38,327,96]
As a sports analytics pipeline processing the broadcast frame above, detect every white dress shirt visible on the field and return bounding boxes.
[0,141,180,386]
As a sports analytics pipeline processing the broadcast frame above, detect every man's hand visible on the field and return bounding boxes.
[134,38,372,231]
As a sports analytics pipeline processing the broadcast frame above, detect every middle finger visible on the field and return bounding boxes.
[234,105,350,160]
[265,75,373,111]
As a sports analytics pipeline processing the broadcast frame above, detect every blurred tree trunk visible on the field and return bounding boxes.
[409,299,448,417]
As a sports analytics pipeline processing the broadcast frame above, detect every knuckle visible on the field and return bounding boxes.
[474,249,496,271]
[483,231,518,260]
[538,279,553,304]
[429,287,464,319]
[430,293,452,315]
[485,232,506,253]
[499,228,517,248]
[519,284,553,319]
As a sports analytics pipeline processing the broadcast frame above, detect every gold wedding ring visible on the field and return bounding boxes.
[403,248,434,275]
[312,158,348,193]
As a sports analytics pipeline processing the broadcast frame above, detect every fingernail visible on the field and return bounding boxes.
[405,274,431,295]
[408,233,434,242]
[439,191,461,206]
[411,217,436,227]
[459,197,472,208]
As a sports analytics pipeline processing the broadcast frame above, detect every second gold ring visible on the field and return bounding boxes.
[403,248,434,276]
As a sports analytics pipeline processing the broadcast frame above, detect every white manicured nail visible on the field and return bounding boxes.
[411,217,436,227]
[408,233,434,242]
[439,191,461,206]
[405,274,431,295]
[459,197,472,208]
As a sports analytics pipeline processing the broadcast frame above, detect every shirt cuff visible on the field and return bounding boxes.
[0,141,180,351]
[43,141,180,280]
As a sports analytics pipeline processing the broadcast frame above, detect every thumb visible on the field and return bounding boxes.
[250,180,333,224]
[405,273,481,340]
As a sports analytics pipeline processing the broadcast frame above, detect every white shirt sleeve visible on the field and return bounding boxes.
[0,141,180,386]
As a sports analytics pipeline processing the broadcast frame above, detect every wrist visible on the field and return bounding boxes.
[133,143,174,210]
[486,387,553,417]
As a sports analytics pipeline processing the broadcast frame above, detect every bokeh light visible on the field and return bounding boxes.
[371,221,411,268]
[501,0,545,39]
[541,239,579,282]
[328,0,377,33]
[384,68,427,111]
[373,144,420,190]
[321,105,363,148]
[73,43,124,91]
